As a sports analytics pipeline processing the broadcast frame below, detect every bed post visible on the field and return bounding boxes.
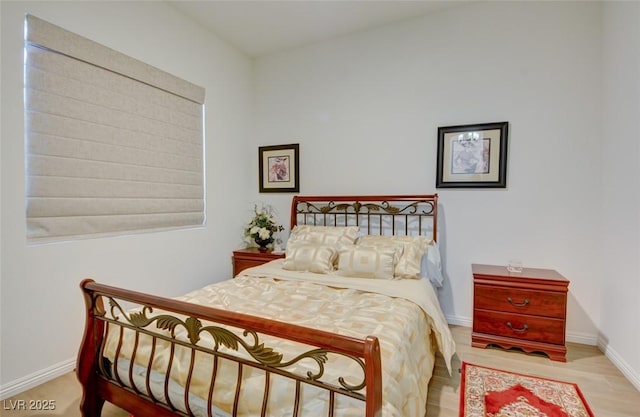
[364,336,383,417]
[290,195,300,230]
[76,279,105,417]
[432,193,438,242]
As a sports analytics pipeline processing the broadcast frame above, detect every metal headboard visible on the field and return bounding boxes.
[290,194,438,242]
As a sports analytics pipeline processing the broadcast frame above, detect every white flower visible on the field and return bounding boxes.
[243,203,283,247]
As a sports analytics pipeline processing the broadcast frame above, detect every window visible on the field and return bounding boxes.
[24,15,205,242]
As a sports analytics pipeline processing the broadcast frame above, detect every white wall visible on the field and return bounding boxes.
[0,1,253,394]
[254,0,640,388]
[601,1,640,389]
[254,0,603,340]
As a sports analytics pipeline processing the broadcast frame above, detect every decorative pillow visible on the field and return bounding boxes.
[288,225,360,246]
[282,241,337,274]
[422,241,444,287]
[357,235,432,279]
[336,245,397,280]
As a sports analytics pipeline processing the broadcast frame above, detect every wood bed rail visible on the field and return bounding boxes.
[77,279,383,417]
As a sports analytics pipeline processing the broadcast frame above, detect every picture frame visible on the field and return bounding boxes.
[259,143,300,193]
[436,122,509,188]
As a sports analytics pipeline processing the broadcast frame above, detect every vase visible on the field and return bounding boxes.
[255,238,272,252]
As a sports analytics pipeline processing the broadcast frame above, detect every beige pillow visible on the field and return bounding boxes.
[282,241,337,274]
[357,235,431,279]
[288,225,360,246]
[336,245,397,280]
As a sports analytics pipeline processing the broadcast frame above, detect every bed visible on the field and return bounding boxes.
[76,194,455,417]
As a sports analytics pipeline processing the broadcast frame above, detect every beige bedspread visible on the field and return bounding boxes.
[104,261,455,417]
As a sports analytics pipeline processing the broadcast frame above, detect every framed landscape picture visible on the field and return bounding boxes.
[259,143,300,193]
[436,122,509,188]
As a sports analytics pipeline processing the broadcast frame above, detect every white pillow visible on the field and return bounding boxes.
[288,225,360,246]
[421,241,444,287]
[336,245,397,280]
[282,241,337,274]
[357,235,431,279]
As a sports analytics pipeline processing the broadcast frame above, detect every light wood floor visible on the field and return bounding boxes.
[3,325,639,416]
[427,326,640,416]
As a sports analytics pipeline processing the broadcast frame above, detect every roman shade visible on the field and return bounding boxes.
[24,15,206,242]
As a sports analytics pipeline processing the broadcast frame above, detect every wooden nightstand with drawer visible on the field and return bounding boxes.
[471,263,570,362]
[232,248,285,277]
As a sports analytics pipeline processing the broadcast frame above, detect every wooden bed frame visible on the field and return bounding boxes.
[77,194,438,417]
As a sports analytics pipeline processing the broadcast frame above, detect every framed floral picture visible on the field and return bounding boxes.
[259,144,300,193]
[436,122,509,188]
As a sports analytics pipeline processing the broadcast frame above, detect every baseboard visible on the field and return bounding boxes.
[445,314,472,327]
[0,358,75,400]
[566,331,598,346]
[597,337,640,391]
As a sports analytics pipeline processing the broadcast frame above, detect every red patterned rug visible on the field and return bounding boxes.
[459,362,595,417]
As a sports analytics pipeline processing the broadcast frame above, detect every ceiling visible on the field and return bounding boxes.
[168,1,473,58]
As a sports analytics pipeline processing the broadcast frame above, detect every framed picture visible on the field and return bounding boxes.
[259,143,300,193]
[436,122,509,188]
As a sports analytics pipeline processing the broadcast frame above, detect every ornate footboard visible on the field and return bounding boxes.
[77,279,382,417]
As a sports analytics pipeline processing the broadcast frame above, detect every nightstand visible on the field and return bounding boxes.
[232,248,285,276]
[471,263,570,362]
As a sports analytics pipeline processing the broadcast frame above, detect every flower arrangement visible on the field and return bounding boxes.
[244,204,284,251]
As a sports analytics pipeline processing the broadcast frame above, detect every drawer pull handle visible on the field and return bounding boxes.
[507,297,529,307]
[506,322,529,333]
